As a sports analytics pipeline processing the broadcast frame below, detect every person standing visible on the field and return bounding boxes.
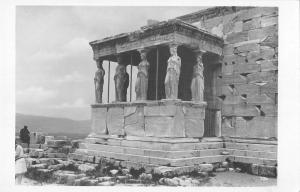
[15,137,27,185]
[20,125,30,148]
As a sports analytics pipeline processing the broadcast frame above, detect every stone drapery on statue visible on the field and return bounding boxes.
[114,64,129,102]
[94,59,105,103]
[191,53,204,102]
[135,50,149,101]
[165,45,181,99]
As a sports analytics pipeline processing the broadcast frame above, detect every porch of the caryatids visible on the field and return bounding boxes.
[114,55,129,102]
[164,44,181,100]
[135,49,150,101]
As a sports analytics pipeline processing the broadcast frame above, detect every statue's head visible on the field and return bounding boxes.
[170,44,178,56]
[140,51,147,61]
[96,59,103,69]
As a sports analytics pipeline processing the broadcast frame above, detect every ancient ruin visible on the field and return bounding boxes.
[70,6,278,178]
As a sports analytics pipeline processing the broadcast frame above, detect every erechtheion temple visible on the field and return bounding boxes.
[70,6,278,177]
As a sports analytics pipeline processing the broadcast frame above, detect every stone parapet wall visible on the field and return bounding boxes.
[180,7,278,139]
[91,100,206,138]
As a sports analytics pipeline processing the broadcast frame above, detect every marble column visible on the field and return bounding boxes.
[164,44,181,100]
[114,55,129,102]
[94,59,105,103]
[135,49,150,101]
[191,51,205,102]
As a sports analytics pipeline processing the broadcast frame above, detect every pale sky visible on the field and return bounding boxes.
[16,6,206,120]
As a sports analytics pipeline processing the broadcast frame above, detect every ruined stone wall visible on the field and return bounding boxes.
[179,7,278,139]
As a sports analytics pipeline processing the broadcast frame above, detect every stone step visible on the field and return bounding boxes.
[85,137,224,151]
[228,155,277,166]
[224,142,277,152]
[80,143,225,159]
[72,149,229,167]
[225,149,277,159]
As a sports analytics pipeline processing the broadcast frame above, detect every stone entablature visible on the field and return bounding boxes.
[89,19,223,60]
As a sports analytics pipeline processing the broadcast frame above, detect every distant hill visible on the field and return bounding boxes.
[15,113,91,139]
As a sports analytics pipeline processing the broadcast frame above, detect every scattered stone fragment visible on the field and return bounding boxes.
[110,169,119,176]
[97,181,115,186]
[121,168,130,175]
[221,161,229,168]
[235,168,242,172]
[229,168,234,172]
[198,164,214,172]
[48,164,64,171]
[78,164,95,173]
[215,168,227,172]
[198,171,208,177]
[259,177,269,181]
[98,176,113,182]
[30,163,47,169]
[221,151,230,155]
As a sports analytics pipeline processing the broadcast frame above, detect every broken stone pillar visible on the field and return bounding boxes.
[114,55,129,102]
[94,59,105,103]
[191,51,205,102]
[165,44,181,100]
[135,49,149,101]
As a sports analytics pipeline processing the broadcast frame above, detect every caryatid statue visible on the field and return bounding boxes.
[191,52,204,102]
[94,59,105,103]
[164,44,181,99]
[114,56,129,102]
[135,49,149,101]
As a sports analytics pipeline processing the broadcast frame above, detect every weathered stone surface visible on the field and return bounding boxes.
[183,106,205,118]
[245,116,277,138]
[198,163,213,172]
[78,164,95,173]
[226,31,248,44]
[124,106,145,136]
[243,17,261,31]
[106,107,125,136]
[248,25,277,40]
[261,15,277,27]
[144,104,177,116]
[145,107,185,138]
[91,107,107,135]
[184,118,204,137]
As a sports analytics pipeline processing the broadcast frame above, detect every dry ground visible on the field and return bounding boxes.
[20,171,277,187]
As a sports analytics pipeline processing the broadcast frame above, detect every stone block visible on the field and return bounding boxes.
[222,64,233,75]
[260,46,276,60]
[261,15,278,27]
[44,136,54,144]
[144,104,177,116]
[248,25,277,40]
[242,17,261,31]
[261,81,278,95]
[259,60,278,72]
[236,43,260,53]
[222,74,247,85]
[183,106,205,119]
[233,21,243,33]
[226,31,248,44]
[185,118,204,138]
[259,165,277,177]
[246,116,277,138]
[91,107,107,135]
[233,64,260,74]
[124,106,145,136]
[235,83,260,95]
[247,94,274,105]
[106,107,125,136]
[223,54,246,65]
[223,95,244,105]
[221,104,234,116]
[261,104,277,116]
[233,104,260,116]
[223,45,234,55]
[249,72,277,85]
